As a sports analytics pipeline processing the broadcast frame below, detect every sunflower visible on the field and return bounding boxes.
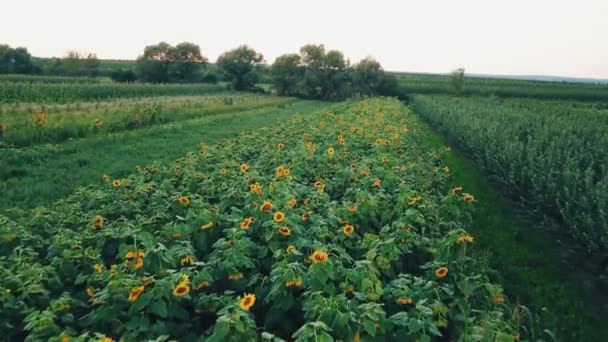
[240,163,249,173]
[495,294,506,304]
[408,196,422,206]
[343,225,355,235]
[301,211,312,221]
[273,211,285,223]
[287,198,297,208]
[180,256,194,266]
[400,165,407,172]
[173,281,190,297]
[135,165,141,173]
[327,147,335,157]
[86,287,95,297]
[128,286,145,302]
[112,180,121,188]
[444,166,450,173]
[463,194,475,203]
[260,200,273,212]
[451,187,463,196]
[278,227,291,237]
[277,143,284,150]
[177,196,190,206]
[375,139,383,145]
[286,245,297,253]
[228,273,244,280]
[313,181,323,188]
[239,293,256,310]
[100,337,113,342]
[396,297,413,305]
[91,215,104,229]
[435,267,449,278]
[311,250,328,264]
[240,217,253,230]
[201,221,214,230]
[457,235,474,244]
[94,264,104,274]
[276,165,285,177]
[282,168,290,177]
[102,174,110,182]
[220,168,227,175]
[193,281,210,290]
[347,204,357,212]
[134,257,144,270]
[285,279,303,287]
[372,179,382,188]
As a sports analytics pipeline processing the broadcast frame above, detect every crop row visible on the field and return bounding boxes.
[0,98,530,341]
[412,95,608,254]
[0,81,227,104]
[0,94,294,147]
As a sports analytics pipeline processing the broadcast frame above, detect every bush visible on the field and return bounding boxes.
[110,69,137,83]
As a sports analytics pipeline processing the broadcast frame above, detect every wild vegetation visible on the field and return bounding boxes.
[0,98,533,341]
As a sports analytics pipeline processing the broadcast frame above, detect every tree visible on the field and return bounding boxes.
[0,44,35,74]
[216,45,264,91]
[449,68,465,96]
[271,54,303,96]
[137,42,207,83]
[353,57,384,96]
[110,69,137,83]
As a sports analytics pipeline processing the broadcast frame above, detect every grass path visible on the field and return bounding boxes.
[0,100,329,210]
[411,109,607,341]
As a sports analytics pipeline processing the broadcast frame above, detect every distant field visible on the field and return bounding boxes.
[0,94,293,146]
[395,72,608,101]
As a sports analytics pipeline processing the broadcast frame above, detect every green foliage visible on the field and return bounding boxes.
[136,42,208,83]
[271,45,398,100]
[0,44,37,74]
[110,69,138,83]
[448,68,465,96]
[412,95,608,253]
[216,45,264,91]
[45,51,101,77]
[0,99,530,340]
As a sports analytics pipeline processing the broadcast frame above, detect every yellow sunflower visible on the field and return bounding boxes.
[180,256,194,266]
[311,250,328,264]
[435,267,449,278]
[240,163,249,173]
[278,226,291,237]
[173,281,190,297]
[240,217,253,230]
[273,211,285,223]
[239,293,256,310]
[343,225,355,236]
[128,285,145,302]
[260,201,273,212]
[177,196,190,206]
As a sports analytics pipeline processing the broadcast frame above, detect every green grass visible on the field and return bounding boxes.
[0,100,328,211]
[409,110,607,341]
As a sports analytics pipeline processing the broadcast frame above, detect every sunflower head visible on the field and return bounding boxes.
[240,217,253,230]
[287,198,297,208]
[286,245,297,253]
[347,204,357,212]
[375,139,382,145]
[451,187,463,196]
[239,293,256,310]
[177,196,190,206]
[435,267,449,278]
[311,250,328,264]
[112,180,121,188]
[372,179,381,188]
[396,297,413,305]
[343,225,355,235]
[240,163,249,173]
[260,201,273,212]
[134,257,144,270]
[495,294,506,304]
[278,226,291,237]
[327,147,335,156]
[463,194,475,203]
[102,174,110,182]
[172,281,190,297]
[277,143,284,150]
[91,215,104,229]
[201,221,214,230]
[457,234,474,244]
[128,286,145,302]
[273,211,285,223]
[180,256,194,266]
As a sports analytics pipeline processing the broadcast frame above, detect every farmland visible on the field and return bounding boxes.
[0,57,607,341]
[1,98,529,341]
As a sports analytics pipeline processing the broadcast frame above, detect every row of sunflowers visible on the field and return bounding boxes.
[0,98,526,341]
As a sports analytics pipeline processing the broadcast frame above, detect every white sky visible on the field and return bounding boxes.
[2,0,607,78]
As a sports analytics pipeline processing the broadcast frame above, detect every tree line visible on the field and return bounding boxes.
[1,42,398,100]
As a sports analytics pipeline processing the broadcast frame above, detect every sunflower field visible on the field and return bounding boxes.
[0,98,528,341]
